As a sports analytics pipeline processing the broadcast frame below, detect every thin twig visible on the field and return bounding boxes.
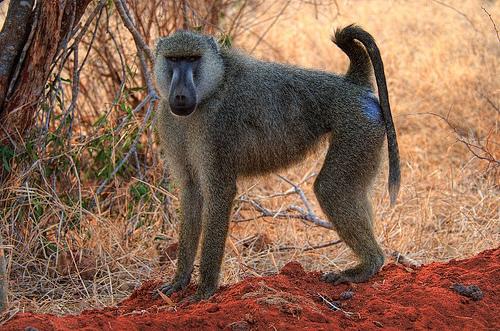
[317,293,355,317]
[254,172,317,200]
[421,111,499,166]
[114,93,152,134]
[50,0,106,76]
[431,0,479,33]
[64,4,104,144]
[481,6,500,44]
[64,44,79,142]
[250,0,291,53]
[236,195,333,229]
[276,175,332,228]
[277,175,315,216]
[274,239,341,252]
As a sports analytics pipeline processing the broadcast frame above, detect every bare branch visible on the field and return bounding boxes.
[113,0,157,97]
[113,0,154,65]
[421,111,499,166]
[51,0,107,74]
[235,192,333,230]
[276,175,316,216]
[431,0,479,33]
[482,6,500,44]
[275,239,341,252]
[250,0,292,54]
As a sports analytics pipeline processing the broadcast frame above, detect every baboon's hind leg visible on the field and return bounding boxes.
[314,132,385,284]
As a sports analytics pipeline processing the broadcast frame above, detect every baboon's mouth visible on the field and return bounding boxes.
[170,105,197,116]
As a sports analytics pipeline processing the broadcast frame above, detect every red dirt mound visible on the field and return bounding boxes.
[3,248,499,330]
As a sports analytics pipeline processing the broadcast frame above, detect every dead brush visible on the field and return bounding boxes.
[0,0,498,316]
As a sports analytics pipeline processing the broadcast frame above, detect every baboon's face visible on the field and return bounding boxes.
[163,56,201,116]
[154,32,224,117]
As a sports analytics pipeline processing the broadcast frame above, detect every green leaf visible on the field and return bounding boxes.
[0,145,15,172]
[130,182,149,201]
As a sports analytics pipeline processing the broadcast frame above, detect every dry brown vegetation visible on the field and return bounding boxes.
[0,0,498,317]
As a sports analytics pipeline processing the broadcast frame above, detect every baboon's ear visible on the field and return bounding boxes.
[208,36,220,54]
[154,37,166,57]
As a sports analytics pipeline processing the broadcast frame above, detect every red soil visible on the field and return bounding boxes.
[3,248,499,330]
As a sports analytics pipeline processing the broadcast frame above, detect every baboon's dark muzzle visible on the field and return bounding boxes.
[169,97,197,116]
[169,63,197,116]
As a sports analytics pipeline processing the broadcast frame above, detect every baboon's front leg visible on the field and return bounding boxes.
[193,178,237,300]
[155,178,203,297]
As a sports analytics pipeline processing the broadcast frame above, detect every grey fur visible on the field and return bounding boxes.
[154,25,401,301]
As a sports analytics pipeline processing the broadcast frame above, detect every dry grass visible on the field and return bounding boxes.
[0,0,498,316]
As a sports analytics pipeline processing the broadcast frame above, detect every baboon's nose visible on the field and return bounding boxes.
[169,90,197,116]
[175,94,186,104]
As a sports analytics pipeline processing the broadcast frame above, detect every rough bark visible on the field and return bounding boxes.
[1,0,92,141]
[0,0,36,113]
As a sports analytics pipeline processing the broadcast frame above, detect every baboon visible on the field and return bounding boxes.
[153,25,400,301]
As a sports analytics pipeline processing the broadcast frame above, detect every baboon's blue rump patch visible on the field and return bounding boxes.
[361,92,382,122]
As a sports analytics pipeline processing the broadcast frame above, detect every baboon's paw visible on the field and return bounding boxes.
[178,291,213,305]
[152,277,190,299]
[321,272,349,285]
[182,287,217,303]
[322,263,382,285]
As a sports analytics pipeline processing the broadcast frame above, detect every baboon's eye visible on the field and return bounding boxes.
[186,56,201,62]
[167,56,179,62]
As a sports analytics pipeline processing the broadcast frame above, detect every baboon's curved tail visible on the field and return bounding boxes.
[333,25,401,205]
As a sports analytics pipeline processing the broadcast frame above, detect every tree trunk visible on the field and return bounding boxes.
[0,0,36,113]
[1,0,92,141]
